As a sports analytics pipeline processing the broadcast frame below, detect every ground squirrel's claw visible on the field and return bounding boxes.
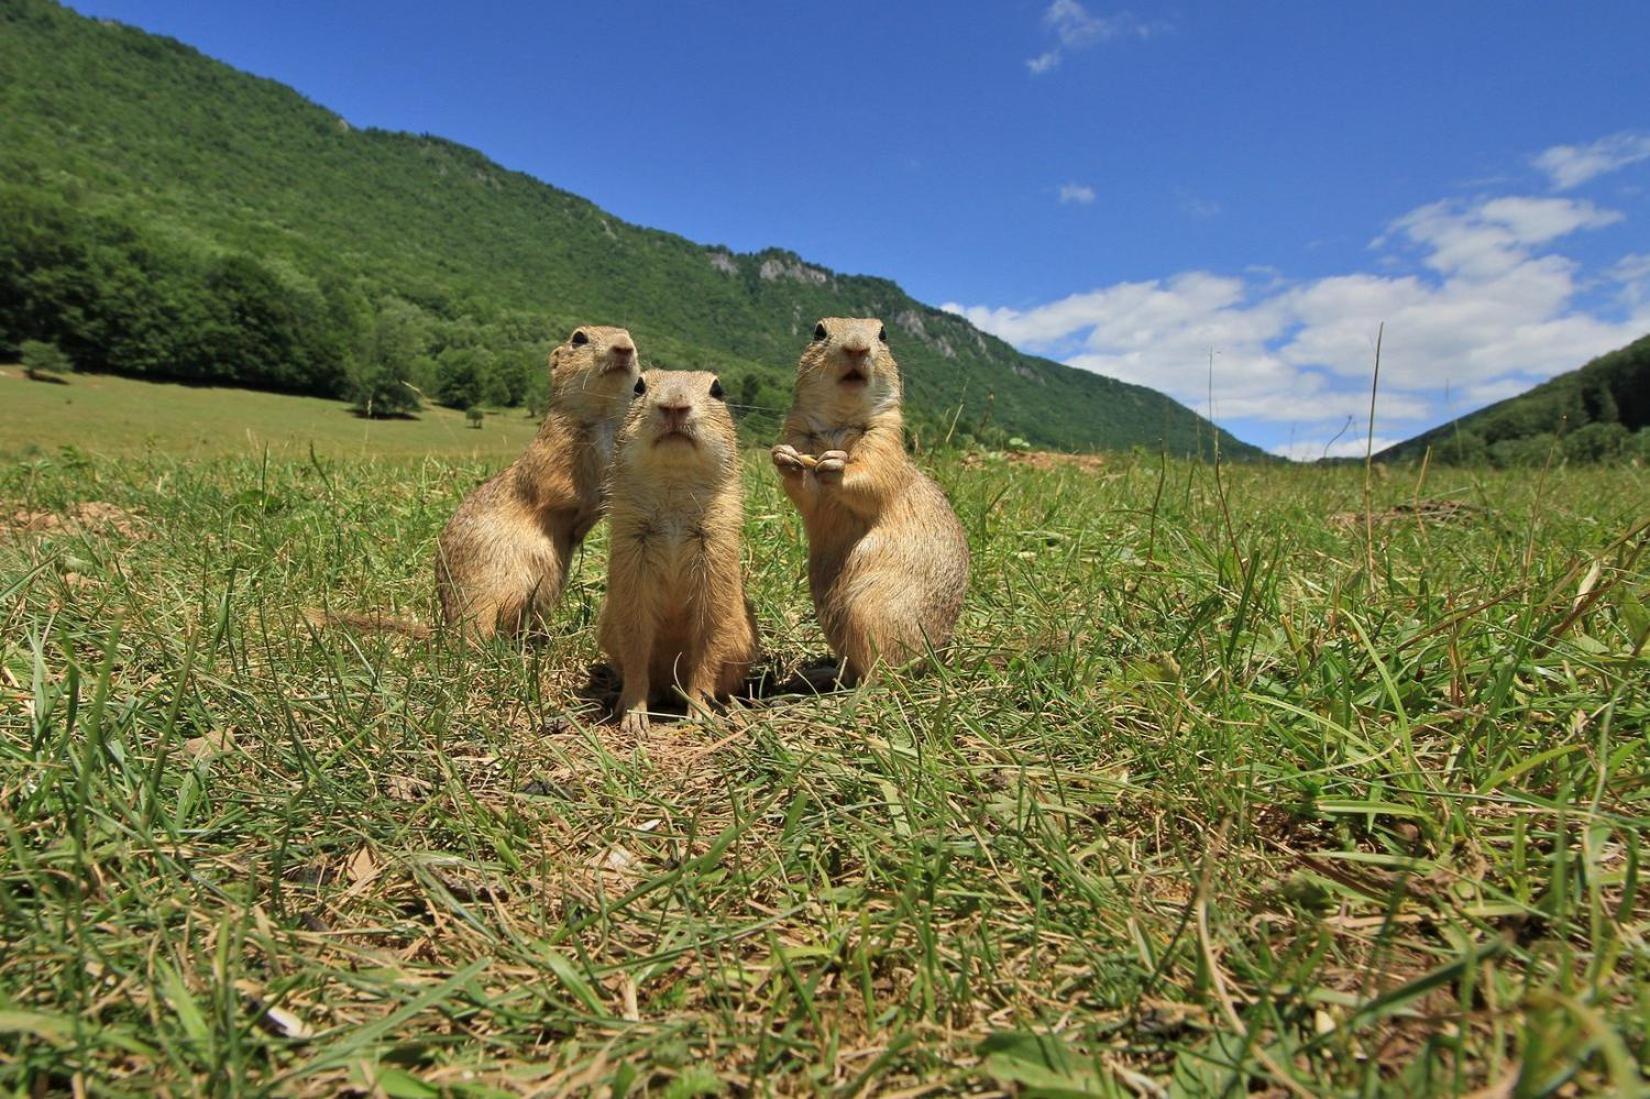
[814,450,848,483]
[618,708,650,736]
[682,690,716,720]
[771,444,809,476]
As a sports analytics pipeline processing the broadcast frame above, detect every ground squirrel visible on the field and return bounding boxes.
[435,325,639,638]
[771,317,969,681]
[599,370,759,733]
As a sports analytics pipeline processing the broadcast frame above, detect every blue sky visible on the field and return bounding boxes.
[66,1,1650,455]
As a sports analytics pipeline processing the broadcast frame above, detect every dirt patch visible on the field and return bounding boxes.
[963,449,1108,473]
[1,500,146,540]
[1330,499,1482,530]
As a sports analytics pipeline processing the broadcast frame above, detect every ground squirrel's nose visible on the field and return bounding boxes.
[843,340,871,357]
[611,343,635,359]
[657,402,691,427]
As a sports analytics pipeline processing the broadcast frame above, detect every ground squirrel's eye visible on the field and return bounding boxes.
[877,325,888,343]
[813,322,828,341]
[709,378,725,400]
[633,377,646,396]
[570,330,589,347]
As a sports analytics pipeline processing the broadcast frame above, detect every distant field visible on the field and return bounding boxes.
[0,367,542,460]
[2,438,1647,1095]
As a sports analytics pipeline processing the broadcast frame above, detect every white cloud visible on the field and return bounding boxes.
[943,189,1650,444]
[1026,50,1061,75]
[1026,1,1163,75]
[1272,436,1403,463]
[1382,196,1621,279]
[1613,252,1650,308]
[1534,131,1650,190]
[1058,182,1096,205]
[1046,0,1155,45]
[1180,194,1221,218]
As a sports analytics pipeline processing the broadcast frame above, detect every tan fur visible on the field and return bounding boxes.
[598,370,759,733]
[771,317,969,681]
[436,325,639,639]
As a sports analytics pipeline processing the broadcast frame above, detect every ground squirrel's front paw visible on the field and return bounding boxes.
[617,707,650,736]
[814,450,849,484]
[771,444,812,477]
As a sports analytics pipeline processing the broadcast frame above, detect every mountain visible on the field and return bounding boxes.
[1375,333,1650,465]
[0,0,1263,457]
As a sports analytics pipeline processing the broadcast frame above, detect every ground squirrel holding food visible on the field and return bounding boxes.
[771,317,968,682]
[599,369,760,733]
[435,325,640,638]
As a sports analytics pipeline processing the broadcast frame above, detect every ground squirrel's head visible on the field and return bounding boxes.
[549,325,640,419]
[616,370,738,476]
[794,317,902,419]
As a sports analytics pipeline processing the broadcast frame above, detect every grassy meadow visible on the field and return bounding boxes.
[2,379,1649,1095]
[0,368,542,461]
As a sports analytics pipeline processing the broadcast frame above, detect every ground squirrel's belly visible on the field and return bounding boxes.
[617,515,711,588]
[798,425,866,455]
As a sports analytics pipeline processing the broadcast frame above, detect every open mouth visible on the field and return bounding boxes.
[654,429,695,445]
[840,370,868,386]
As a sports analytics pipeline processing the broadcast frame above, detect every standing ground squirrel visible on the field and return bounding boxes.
[599,370,760,734]
[436,325,639,639]
[771,317,969,682]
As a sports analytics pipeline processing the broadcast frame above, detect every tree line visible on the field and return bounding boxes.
[0,186,553,417]
[1381,333,1650,467]
[1429,422,1650,467]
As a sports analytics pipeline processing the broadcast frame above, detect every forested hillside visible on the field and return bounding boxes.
[1376,333,1650,465]
[0,0,1262,456]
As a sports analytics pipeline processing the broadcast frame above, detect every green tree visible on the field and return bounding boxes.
[1489,432,1558,469]
[466,406,484,429]
[1563,421,1629,463]
[433,346,484,410]
[476,349,520,408]
[20,338,74,380]
[347,304,423,418]
[1435,430,1488,466]
[1586,380,1620,424]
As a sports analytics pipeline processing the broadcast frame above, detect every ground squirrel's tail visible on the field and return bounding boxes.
[302,608,433,639]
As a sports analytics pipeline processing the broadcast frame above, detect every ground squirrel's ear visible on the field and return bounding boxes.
[813,322,828,341]
[877,325,888,343]
[570,330,589,347]
[709,378,725,400]
[633,376,647,396]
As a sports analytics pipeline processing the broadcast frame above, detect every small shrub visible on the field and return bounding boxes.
[21,339,75,381]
